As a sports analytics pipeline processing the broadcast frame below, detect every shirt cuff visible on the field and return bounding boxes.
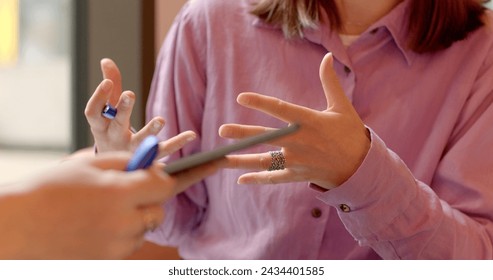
[145,198,181,246]
[314,129,418,241]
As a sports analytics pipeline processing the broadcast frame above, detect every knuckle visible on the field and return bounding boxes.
[84,109,96,122]
[275,99,286,114]
[161,142,180,155]
[230,156,241,168]
[233,128,243,138]
[260,154,271,170]
[84,107,90,117]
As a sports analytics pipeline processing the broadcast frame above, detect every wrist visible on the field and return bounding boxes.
[333,127,371,188]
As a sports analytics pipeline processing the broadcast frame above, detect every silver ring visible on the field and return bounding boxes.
[143,209,158,232]
[268,151,285,171]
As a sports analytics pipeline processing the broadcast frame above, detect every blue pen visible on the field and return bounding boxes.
[125,136,159,171]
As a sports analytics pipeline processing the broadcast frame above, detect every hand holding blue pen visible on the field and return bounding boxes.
[86,61,198,171]
[125,136,159,171]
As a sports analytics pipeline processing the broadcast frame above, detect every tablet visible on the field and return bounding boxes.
[163,124,300,175]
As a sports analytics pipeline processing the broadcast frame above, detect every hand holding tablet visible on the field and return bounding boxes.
[104,103,300,174]
[126,124,300,174]
[163,124,299,174]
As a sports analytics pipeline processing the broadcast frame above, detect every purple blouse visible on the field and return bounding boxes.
[146,0,493,259]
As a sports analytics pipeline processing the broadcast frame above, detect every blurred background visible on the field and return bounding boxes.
[0,0,186,184]
[1,1,493,184]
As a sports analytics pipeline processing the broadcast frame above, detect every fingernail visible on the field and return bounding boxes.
[238,178,251,184]
[218,126,231,137]
[101,58,111,68]
[152,120,163,132]
[121,94,130,107]
[325,52,334,65]
[237,95,246,105]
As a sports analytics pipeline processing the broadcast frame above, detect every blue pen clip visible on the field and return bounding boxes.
[102,103,117,119]
[126,136,159,171]
[102,103,138,133]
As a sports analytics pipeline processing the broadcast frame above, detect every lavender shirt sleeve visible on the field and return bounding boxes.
[317,55,493,259]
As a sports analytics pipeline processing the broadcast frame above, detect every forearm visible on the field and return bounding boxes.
[317,132,493,259]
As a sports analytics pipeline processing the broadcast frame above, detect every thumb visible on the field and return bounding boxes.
[319,53,352,112]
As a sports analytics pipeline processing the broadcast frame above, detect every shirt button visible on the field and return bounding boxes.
[339,204,351,213]
[311,208,322,218]
[344,65,351,74]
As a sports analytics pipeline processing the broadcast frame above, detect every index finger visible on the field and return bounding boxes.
[85,79,113,125]
[236,92,310,124]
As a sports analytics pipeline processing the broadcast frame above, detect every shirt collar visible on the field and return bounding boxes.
[252,0,417,66]
[367,0,417,66]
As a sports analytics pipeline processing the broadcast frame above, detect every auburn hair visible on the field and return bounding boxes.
[250,0,487,53]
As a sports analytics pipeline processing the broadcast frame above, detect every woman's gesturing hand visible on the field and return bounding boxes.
[219,53,370,189]
[85,58,196,159]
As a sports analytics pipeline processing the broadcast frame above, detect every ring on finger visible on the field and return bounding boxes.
[268,150,285,171]
[142,208,158,232]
